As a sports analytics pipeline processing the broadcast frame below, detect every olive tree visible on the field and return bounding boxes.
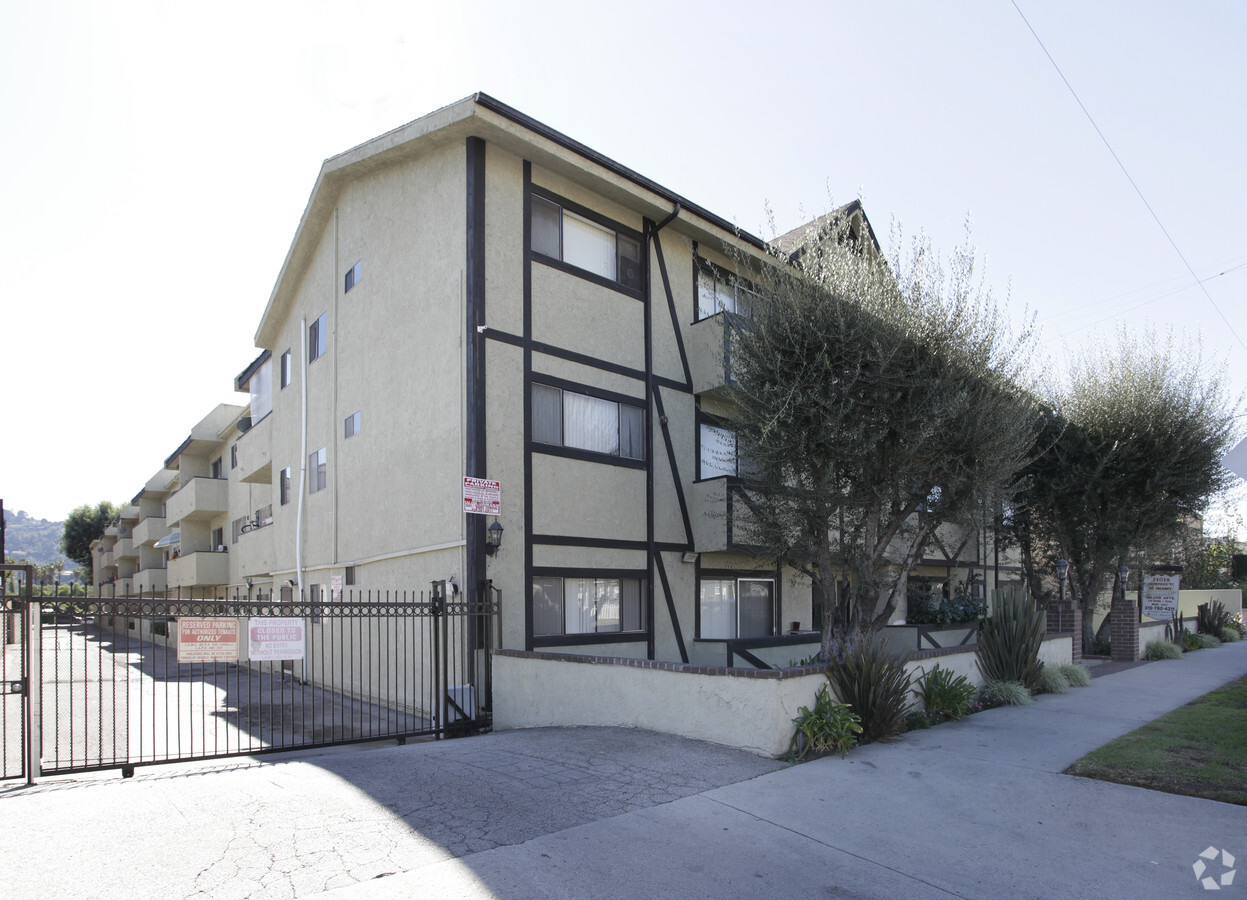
[726,213,1039,660]
[1008,330,1239,646]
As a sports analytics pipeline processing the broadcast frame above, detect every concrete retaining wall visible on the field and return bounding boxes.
[494,635,1073,758]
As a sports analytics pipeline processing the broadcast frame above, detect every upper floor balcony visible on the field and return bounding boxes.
[113,536,136,560]
[168,550,229,588]
[235,412,272,485]
[132,566,168,594]
[687,313,735,398]
[166,476,229,525]
[690,476,757,554]
[133,516,168,547]
[233,520,275,579]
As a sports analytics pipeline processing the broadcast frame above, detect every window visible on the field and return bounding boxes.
[699,578,775,639]
[344,410,361,438]
[532,576,645,636]
[248,356,273,420]
[345,259,362,293]
[699,423,755,478]
[309,312,327,363]
[230,445,237,469]
[531,192,643,291]
[210,457,224,479]
[696,262,760,320]
[280,350,292,389]
[308,448,327,494]
[345,566,357,586]
[532,383,644,460]
[211,527,225,552]
[280,467,292,505]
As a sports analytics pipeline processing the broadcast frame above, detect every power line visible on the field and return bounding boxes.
[1011,0,1247,354]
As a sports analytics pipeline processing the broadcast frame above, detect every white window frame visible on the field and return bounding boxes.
[696,262,760,320]
[280,350,292,389]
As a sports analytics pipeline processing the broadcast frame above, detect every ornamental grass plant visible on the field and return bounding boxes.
[975,588,1045,689]
[826,640,913,744]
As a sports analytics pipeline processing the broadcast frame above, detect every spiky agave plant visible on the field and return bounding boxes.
[976,588,1046,689]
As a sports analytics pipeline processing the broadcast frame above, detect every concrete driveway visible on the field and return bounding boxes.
[2,642,1245,899]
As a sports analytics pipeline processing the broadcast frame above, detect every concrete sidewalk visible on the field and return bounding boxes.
[2,643,1245,899]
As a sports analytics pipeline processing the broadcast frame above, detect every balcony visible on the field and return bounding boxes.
[236,413,272,485]
[690,477,756,553]
[166,476,229,525]
[113,536,136,560]
[234,523,275,579]
[133,516,168,546]
[132,567,168,594]
[168,550,230,588]
[688,314,733,397]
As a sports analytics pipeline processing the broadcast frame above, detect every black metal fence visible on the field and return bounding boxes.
[1,568,498,782]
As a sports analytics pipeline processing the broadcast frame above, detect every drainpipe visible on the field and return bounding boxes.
[295,316,307,600]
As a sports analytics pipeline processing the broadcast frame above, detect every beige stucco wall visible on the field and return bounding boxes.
[493,651,825,758]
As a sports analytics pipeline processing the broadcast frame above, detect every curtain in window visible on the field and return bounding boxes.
[619,405,644,460]
[532,384,563,446]
[562,211,616,280]
[738,580,774,638]
[564,577,596,634]
[700,424,737,478]
[564,392,618,455]
[532,196,561,259]
[594,579,621,632]
[619,578,643,631]
[700,579,735,639]
[533,576,563,636]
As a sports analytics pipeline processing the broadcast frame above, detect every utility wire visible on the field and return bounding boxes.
[1011,0,1247,354]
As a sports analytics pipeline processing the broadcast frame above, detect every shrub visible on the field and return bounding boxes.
[976,589,1046,689]
[1221,627,1241,643]
[914,664,977,720]
[904,709,940,731]
[1194,633,1222,649]
[826,641,913,744]
[1144,640,1183,660]
[906,583,987,626]
[1197,600,1233,636]
[1057,663,1092,687]
[784,684,862,760]
[1182,631,1204,652]
[1035,667,1070,694]
[978,679,1033,706]
[1089,638,1112,656]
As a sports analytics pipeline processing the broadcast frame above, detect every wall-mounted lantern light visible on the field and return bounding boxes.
[485,519,504,556]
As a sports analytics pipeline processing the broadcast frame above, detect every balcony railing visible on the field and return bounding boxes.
[133,516,168,546]
[236,412,272,485]
[168,550,230,588]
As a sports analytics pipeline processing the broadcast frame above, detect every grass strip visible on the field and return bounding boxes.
[1066,674,1247,805]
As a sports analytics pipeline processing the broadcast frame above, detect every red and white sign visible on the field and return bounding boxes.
[463,477,501,515]
[177,618,239,664]
[248,617,306,661]
[331,575,343,600]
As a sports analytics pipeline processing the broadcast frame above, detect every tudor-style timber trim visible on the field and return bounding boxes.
[466,136,488,597]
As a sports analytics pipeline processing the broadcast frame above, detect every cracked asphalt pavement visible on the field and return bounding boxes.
[0,727,785,899]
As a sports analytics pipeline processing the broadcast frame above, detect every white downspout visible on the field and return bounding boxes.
[295,315,307,600]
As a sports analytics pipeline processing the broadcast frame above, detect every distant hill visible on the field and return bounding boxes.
[3,507,65,566]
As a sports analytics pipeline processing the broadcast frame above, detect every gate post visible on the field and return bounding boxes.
[1110,575,1139,663]
[431,580,447,737]
[25,594,40,785]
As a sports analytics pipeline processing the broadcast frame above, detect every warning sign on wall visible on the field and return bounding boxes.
[177,618,239,664]
[463,477,501,515]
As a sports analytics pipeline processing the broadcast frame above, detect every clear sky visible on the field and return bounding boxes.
[2,0,1245,527]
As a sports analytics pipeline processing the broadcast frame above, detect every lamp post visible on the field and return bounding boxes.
[1055,558,1068,606]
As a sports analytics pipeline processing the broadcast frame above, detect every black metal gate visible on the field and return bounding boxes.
[1,567,498,782]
